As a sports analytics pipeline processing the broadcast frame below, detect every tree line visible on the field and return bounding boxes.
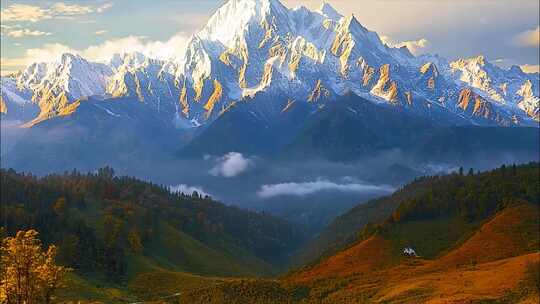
[389,163,539,224]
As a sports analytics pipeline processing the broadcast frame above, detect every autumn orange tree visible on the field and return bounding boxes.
[0,230,70,304]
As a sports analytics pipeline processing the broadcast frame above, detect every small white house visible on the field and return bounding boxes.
[403,247,419,257]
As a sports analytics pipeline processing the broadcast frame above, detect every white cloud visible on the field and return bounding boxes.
[1,4,48,23]
[381,35,429,55]
[24,43,75,63]
[514,26,540,47]
[96,3,114,14]
[1,2,114,23]
[144,34,190,60]
[210,152,253,178]
[520,64,540,74]
[0,33,190,70]
[94,30,108,36]
[257,179,394,199]
[81,34,189,62]
[169,184,211,198]
[398,39,429,55]
[82,36,148,61]
[2,27,52,38]
[49,3,94,18]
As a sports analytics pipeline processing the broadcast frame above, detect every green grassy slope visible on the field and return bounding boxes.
[58,273,133,303]
[143,221,274,277]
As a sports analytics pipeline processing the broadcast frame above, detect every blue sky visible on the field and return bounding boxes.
[1,0,539,75]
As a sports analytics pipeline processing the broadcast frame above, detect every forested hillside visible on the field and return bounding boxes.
[297,162,539,265]
[1,164,538,303]
[0,167,307,297]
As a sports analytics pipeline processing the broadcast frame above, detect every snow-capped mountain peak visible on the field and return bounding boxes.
[110,52,150,70]
[449,55,539,113]
[198,0,290,48]
[14,52,112,101]
[1,0,538,128]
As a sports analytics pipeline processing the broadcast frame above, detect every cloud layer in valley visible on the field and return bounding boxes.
[210,152,254,178]
[257,179,394,199]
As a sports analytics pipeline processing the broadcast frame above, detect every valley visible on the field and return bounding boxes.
[0,0,538,302]
[1,163,538,303]
[1,0,538,236]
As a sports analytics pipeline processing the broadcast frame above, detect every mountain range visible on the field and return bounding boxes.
[1,0,539,134]
[1,1,538,232]
[1,1,538,302]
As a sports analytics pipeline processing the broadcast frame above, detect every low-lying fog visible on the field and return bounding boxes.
[2,120,538,234]
[93,150,537,234]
